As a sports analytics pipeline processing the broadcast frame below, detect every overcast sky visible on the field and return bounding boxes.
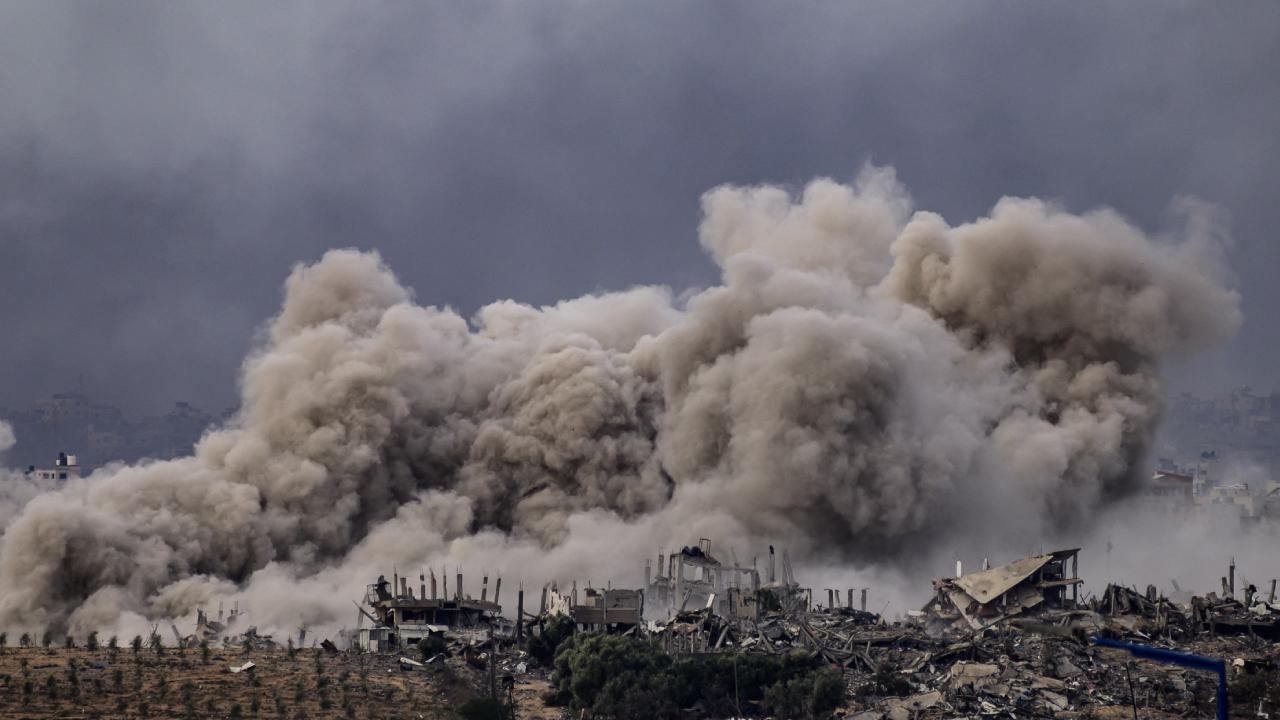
[1,1,1277,415]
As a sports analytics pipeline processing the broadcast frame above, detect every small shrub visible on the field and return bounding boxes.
[41,629,52,649]
[458,698,509,720]
[418,634,448,659]
[86,631,99,651]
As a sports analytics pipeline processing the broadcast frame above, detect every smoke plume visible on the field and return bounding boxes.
[0,167,1240,635]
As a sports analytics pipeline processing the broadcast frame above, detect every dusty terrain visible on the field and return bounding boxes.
[0,645,485,719]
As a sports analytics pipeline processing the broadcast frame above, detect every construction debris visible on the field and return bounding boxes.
[332,543,1280,718]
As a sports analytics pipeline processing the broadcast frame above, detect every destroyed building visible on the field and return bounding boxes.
[645,538,768,619]
[356,571,502,652]
[923,549,1081,633]
[544,585,645,632]
[336,540,1280,718]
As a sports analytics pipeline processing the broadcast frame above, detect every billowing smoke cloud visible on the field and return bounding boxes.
[0,167,1240,635]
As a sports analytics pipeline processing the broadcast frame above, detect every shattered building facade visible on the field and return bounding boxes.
[645,539,773,620]
[544,586,645,633]
[356,571,502,652]
[924,549,1081,633]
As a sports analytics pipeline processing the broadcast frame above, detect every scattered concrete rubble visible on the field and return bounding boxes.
[330,544,1280,718]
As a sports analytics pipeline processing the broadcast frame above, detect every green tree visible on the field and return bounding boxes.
[762,668,845,720]
[552,633,845,720]
[552,634,674,718]
[527,614,576,665]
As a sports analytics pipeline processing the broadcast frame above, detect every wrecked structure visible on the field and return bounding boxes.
[544,585,645,632]
[646,539,786,620]
[337,541,1280,719]
[355,570,503,652]
[924,548,1081,632]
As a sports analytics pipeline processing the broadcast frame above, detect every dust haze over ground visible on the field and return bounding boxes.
[0,168,1248,639]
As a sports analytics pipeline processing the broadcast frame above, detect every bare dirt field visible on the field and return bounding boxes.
[0,645,487,719]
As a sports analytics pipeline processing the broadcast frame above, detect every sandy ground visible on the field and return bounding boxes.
[0,645,479,719]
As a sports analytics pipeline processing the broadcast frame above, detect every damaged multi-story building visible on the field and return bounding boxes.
[543,585,645,633]
[355,570,503,652]
[645,539,812,621]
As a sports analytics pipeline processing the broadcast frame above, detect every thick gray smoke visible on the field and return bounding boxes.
[0,168,1240,635]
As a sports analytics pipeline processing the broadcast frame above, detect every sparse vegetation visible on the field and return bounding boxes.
[418,633,447,659]
[0,643,491,719]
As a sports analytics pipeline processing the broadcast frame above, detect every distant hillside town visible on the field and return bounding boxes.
[1148,385,1280,521]
[0,391,232,471]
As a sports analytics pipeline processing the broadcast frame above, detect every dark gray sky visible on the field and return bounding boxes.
[1,1,1277,415]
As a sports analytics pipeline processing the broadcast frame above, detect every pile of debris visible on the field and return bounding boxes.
[327,543,1280,718]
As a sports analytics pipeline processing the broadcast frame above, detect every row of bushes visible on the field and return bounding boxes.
[549,633,844,719]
